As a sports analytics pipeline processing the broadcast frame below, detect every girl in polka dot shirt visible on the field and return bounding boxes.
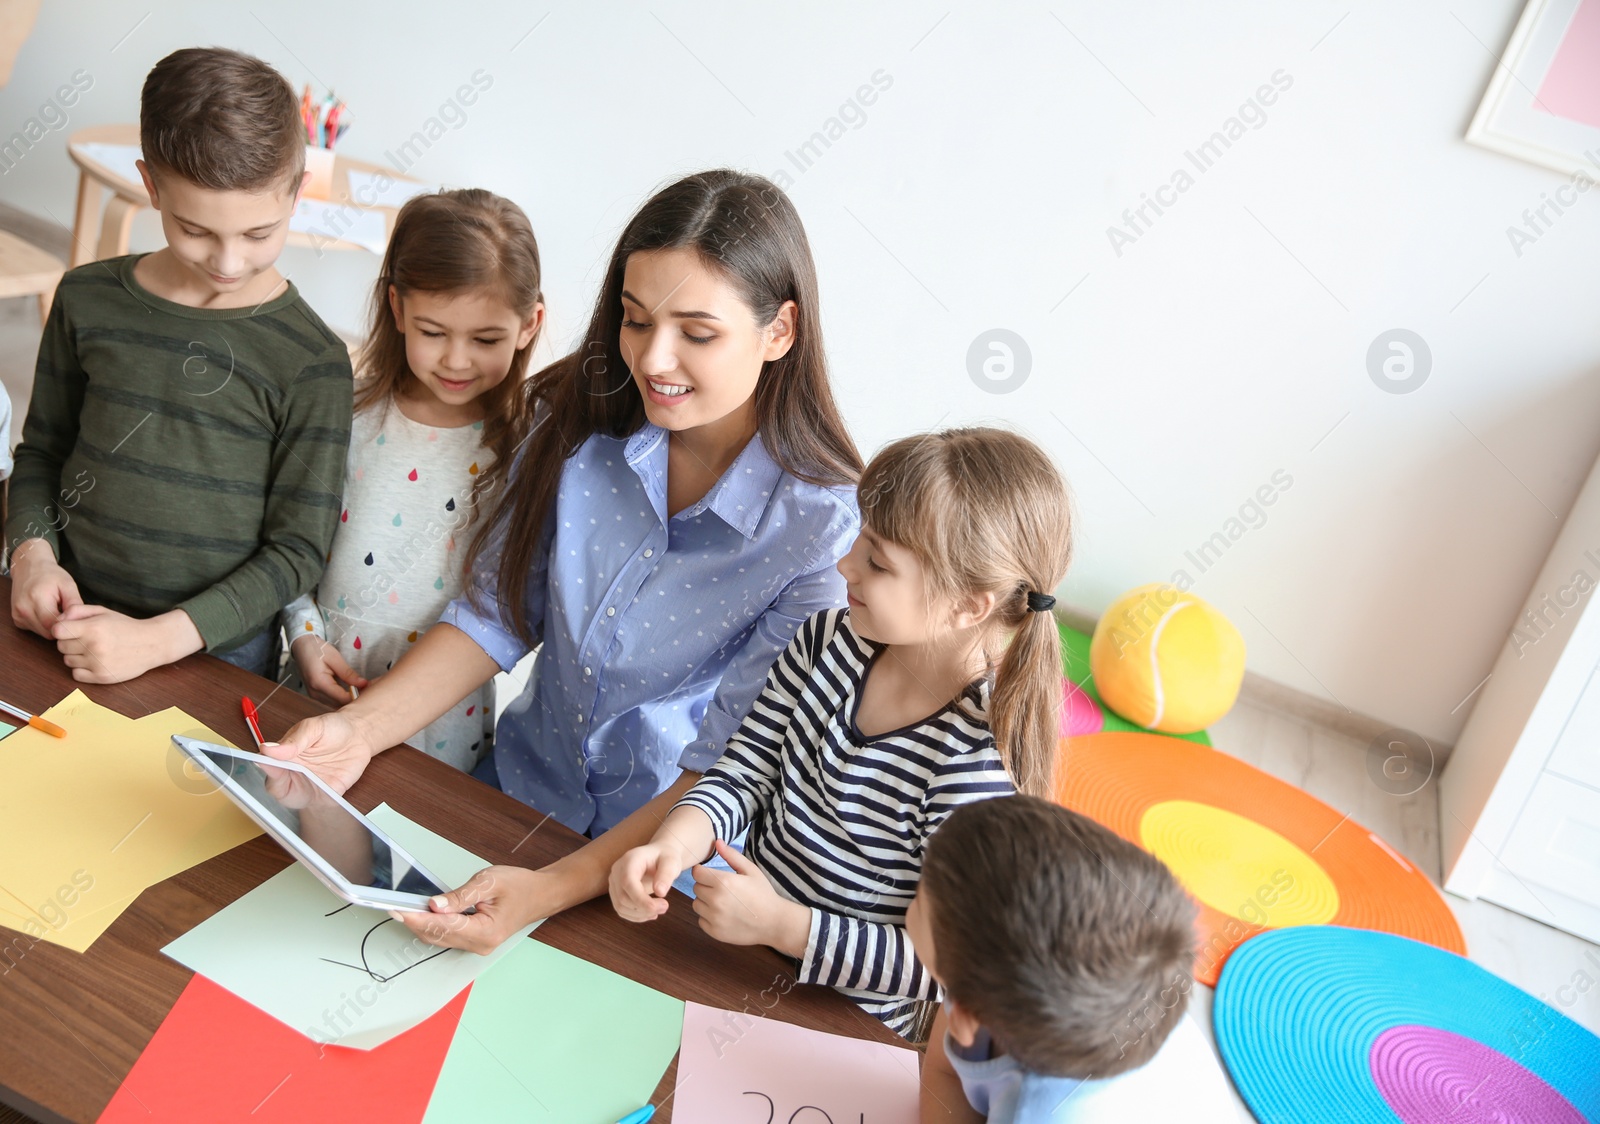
[282,189,543,771]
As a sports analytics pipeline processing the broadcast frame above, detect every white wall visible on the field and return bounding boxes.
[2,0,1597,747]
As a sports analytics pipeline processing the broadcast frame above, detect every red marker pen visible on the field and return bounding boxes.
[241,697,267,752]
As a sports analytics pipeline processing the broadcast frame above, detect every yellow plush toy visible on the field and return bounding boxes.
[1090,584,1245,734]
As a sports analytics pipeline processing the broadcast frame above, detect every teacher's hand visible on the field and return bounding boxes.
[261,710,377,795]
[389,866,549,955]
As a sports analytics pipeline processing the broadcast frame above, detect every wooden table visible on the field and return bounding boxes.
[0,576,910,1122]
[66,124,420,266]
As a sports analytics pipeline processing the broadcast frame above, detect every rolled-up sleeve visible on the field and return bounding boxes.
[439,507,551,673]
[281,591,325,643]
[676,611,824,838]
[677,550,850,775]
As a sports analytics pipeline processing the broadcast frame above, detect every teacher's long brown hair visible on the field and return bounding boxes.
[464,169,863,645]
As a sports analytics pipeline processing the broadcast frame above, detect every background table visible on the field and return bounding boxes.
[66,124,420,266]
[0,576,910,1123]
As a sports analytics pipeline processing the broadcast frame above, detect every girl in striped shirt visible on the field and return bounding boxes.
[610,427,1075,1035]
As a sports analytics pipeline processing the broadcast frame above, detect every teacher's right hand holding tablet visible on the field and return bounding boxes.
[261,710,378,795]
[265,619,503,794]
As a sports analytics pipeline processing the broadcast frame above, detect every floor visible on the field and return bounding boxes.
[1211,696,1600,1039]
[2,282,1598,1119]
[1190,696,1600,1120]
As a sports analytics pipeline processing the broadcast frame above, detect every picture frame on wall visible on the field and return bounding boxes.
[1466,0,1600,177]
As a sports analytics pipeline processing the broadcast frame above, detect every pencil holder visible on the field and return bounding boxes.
[303,145,337,200]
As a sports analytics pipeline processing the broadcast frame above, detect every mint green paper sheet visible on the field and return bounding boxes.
[163,803,538,1049]
[0,720,15,739]
[423,939,683,1123]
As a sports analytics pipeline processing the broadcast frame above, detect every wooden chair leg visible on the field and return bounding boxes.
[37,275,58,324]
[95,195,138,262]
[69,170,99,268]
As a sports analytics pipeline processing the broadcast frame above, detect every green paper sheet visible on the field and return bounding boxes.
[0,720,16,739]
[163,803,537,1049]
[423,939,683,1123]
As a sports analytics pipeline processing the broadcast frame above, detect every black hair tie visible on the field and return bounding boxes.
[1026,591,1056,613]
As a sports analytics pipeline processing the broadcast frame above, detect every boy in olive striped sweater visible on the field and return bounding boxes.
[4,48,351,682]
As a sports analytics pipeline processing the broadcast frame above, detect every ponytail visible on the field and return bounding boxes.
[989,599,1065,797]
[857,427,1074,797]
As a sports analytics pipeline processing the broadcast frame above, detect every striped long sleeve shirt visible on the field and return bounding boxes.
[3,255,351,654]
[677,607,1015,1034]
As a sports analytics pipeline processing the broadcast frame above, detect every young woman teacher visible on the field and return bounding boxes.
[265,169,862,952]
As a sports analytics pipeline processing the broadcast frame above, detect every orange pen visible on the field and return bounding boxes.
[0,697,66,738]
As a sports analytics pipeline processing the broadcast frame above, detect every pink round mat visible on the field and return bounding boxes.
[1059,677,1103,737]
[1371,1024,1585,1123]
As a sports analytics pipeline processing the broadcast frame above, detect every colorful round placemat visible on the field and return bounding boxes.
[1060,677,1104,736]
[1057,730,1465,984]
[1213,927,1600,1123]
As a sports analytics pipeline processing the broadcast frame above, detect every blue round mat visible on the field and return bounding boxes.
[1213,926,1600,1122]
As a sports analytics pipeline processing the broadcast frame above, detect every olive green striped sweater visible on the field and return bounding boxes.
[4,255,352,653]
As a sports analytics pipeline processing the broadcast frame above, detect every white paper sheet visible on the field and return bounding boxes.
[292,197,388,254]
[73,141,144,187]
[346,169,441,209]
[1058,1014,1243,1122]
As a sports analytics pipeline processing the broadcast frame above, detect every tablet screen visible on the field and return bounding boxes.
[191,744,447,899]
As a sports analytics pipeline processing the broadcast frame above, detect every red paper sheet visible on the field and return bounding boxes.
[98,974,468,1123]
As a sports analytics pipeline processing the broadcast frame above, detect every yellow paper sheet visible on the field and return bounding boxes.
[0,691,261,950]
[0,884,138,952]
[0,802,258,951]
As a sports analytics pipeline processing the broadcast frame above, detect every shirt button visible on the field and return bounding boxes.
[643,549,654,558]
[583,666,592,677]
[606,607,616,617]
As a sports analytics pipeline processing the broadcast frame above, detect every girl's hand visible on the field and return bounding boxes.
[290,634,370,708]
[10,540,83,637]
[691,841,811,956]
[609,841,690,922]
[261,711,378,795]
[389,865,549,954]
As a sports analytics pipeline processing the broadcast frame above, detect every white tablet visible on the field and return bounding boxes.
[170,736,452,912]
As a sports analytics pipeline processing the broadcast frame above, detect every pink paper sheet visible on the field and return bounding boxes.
[673,1001,920,1123]
[1535,0,1600,128]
